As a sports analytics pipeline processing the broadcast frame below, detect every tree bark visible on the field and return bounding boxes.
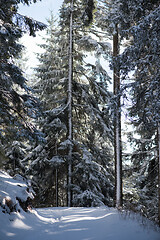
[55,168,58,207]
[67,0,74,207]
[158,123,160,226]
[113,25,122,208]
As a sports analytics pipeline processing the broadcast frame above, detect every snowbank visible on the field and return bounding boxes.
[0,170,34,213]
[0,170,160,240]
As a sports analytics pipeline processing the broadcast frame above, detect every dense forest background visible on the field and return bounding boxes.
[0,0,160,225]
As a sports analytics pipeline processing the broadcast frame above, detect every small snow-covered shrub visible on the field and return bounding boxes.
[73,190,104,207]
[0,170,35,214]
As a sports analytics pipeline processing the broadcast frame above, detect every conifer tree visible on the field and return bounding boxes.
[96,1,160,220]
[0,0,45,163]
[96,0,125,208]
[116,0,160,223]
[31,0,114,208]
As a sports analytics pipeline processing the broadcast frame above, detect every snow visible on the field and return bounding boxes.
[0,171,160,240]
[0,207,160,240]
[116,123,121,207]
[0,171,34,205]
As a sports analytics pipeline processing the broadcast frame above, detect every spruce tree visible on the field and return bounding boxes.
[116,0,160,223]
[96,1,160,222]
[31,0,114,208]
[0,0,45,173]
[96,0,125,208]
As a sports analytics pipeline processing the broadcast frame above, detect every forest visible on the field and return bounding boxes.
[0,0,160,228]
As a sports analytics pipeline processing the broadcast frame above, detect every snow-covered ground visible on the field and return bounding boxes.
[1,207,160,240]
[0,170,160,240]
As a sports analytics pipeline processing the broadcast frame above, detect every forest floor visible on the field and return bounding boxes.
[1,206,160,240]
[0,170,160,240]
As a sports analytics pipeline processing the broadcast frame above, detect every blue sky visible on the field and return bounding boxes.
[19,0,63,23]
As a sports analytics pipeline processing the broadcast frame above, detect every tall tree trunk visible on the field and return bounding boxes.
[67,0,74,207]
[55,168,58,207]
[158,123,160,226]
[55,139,59,207]
[113,25,122,208]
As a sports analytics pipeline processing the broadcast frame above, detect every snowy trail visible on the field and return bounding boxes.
[0,207,160,240]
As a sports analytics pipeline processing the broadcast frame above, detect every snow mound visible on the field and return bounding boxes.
[0,170,159,240]
[0,170,34,213]
[0,206,160,240]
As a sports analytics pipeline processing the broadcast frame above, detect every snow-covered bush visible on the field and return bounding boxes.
[73,190,104,207]
[73,149,113,207]
[0,170,35,214]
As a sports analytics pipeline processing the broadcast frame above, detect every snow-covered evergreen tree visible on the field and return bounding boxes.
[73,148,113,207]
[95,0,125,208]
[0,0,45,171]
[92,1,160,224]
[31,0,114,207]
[116,0,160,223]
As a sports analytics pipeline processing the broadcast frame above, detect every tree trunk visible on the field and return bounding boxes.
[55,168,58,207]
[67,0,74,207]
[158,123,160,226]
[113,25,122,208]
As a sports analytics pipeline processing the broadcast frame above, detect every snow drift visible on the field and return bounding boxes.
[0,170,160,240]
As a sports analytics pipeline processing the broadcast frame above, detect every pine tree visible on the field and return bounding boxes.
[30,0,114,208]
[113,26,122,208]
[0,0,45,175]
[59,0,114,207]
[29,14,69,207]
[96,0,160,222]
[96,0,125,208]
[158,124,160,225]
[117,0,160,223]
[0,0,45,144]
[67,0,74,206]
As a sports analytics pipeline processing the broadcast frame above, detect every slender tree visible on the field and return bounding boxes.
[67,0,74,207]
[30,0,114,208]
[158,124,160,225]
[113,25,122,208]
[96,0,124,208]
